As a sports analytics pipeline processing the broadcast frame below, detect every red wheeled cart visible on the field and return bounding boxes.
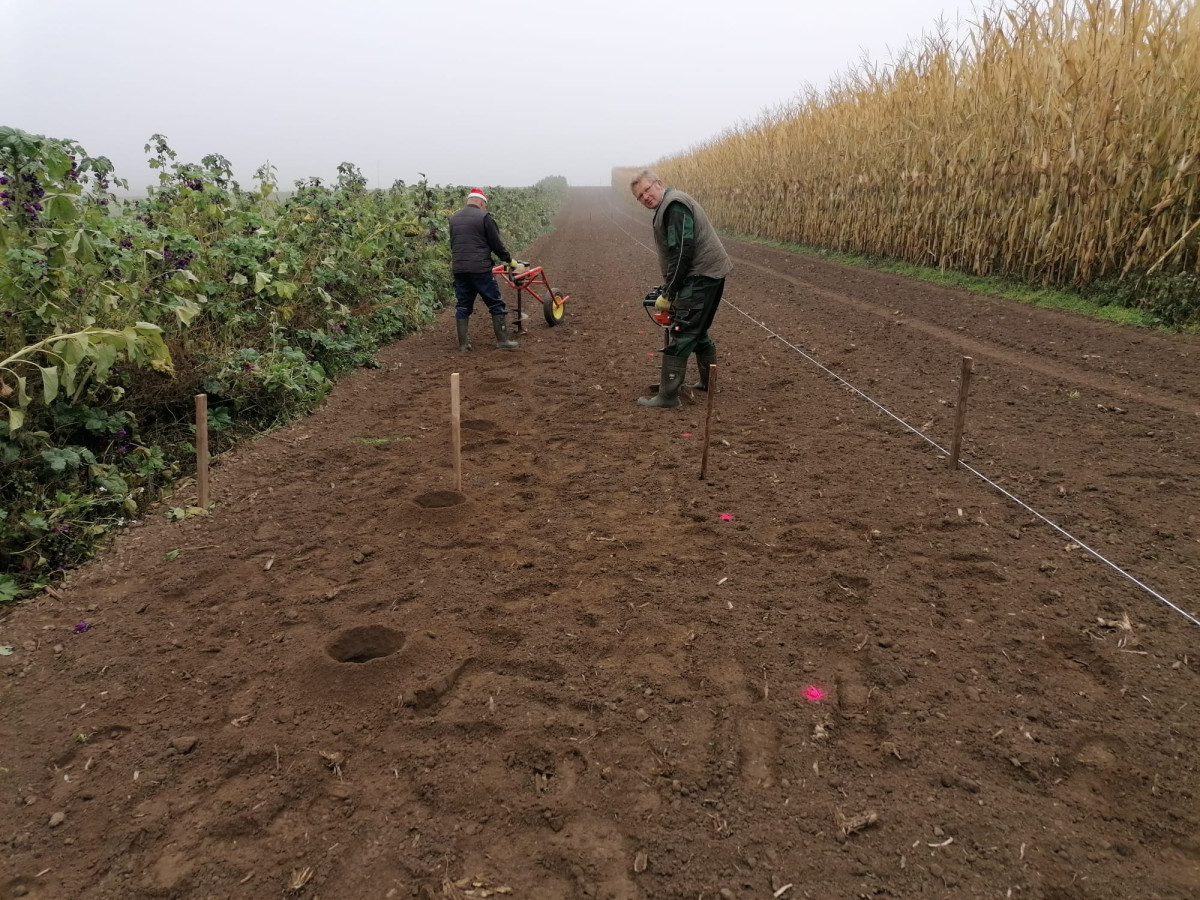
[492,261,569,333]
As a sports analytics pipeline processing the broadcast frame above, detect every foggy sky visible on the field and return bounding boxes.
[3,0,1000,191]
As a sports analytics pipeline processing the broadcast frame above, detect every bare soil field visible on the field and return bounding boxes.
[2,186,1199,900]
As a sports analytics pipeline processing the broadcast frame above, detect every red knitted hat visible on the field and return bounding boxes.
[467,188,488,203]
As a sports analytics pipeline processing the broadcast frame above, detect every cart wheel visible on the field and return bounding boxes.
[543,289,566,327]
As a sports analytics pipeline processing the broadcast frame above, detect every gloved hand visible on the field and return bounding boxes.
[654,294,672,311]
[642,285,665,307]
[507,259,528,275]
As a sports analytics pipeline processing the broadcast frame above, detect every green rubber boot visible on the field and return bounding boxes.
[638,354,687,408]
[690,344,716,391]
[491,314,518,350]
[455,318,472,352]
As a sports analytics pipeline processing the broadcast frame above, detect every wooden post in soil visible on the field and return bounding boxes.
[949,357,973,469]
[195,394,209,509]
[450,373,462,491]
[699,366,717,480]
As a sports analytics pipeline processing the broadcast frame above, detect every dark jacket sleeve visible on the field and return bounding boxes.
[662,201,695,298]
[483,213,512,264]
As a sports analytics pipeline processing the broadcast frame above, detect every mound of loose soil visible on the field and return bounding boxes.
[2,187,1198,899]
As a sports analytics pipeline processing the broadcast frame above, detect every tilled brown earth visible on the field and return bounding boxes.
[2,187,1199,900]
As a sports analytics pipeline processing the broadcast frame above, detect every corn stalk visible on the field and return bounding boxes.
[620,0,1200,290]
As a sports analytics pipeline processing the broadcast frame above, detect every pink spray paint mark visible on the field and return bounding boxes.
[682,432,692,437]
[648,352,656,357]
[719,513,735,521]
[802,685,826,702]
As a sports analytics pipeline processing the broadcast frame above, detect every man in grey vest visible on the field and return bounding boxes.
[448,188,521,351]
[630,169,732,408]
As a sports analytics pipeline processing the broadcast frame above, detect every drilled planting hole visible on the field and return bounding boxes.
[413,490,466,509]
[327,626,405,664]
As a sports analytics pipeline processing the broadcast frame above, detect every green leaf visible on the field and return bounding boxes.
[91,340,119,380]
[61,361,77,397]
[163,549,181,561]
[76,229,96,264]
[70,333,89,363]
[81,408,118,432]
[38,366,59,404]
[42,447,81,471]
[45,194,78,223]
[22,512,50,530]
[95,473,129,498]
[16,375,29,408]
[170,296,203,326]
[254,271,272,293]
[273,280,299,300]
[230,273,248,286]
[129,323,173,374]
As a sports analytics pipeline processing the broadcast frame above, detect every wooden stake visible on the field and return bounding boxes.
[450,372,462,491]
[949,356,973,469]
[194,393,209,509]
[699,365,717,480]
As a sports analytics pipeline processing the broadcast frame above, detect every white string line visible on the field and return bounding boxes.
[604,199,1200,628]
[742,311,1200,629]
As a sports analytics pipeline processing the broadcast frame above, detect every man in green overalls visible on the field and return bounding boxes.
[630,169,733,408]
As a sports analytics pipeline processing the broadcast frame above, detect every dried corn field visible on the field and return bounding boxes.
[625,0,1200,297]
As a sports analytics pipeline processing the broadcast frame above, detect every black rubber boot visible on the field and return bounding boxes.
[638,354,687,408]
[690,345,716,391]
[455,318,472,352]
[491,314,518,350]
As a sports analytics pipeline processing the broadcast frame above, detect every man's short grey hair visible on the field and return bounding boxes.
[630,169,661,189]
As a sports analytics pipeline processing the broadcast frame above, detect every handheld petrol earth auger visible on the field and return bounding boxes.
[641,285,677,396]
[642,285,671,349]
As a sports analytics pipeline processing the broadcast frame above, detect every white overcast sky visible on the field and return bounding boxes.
[4,0,1004,190]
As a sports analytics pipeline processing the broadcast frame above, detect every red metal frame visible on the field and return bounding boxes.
[491,263,569,333]
[646,306,672,351]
